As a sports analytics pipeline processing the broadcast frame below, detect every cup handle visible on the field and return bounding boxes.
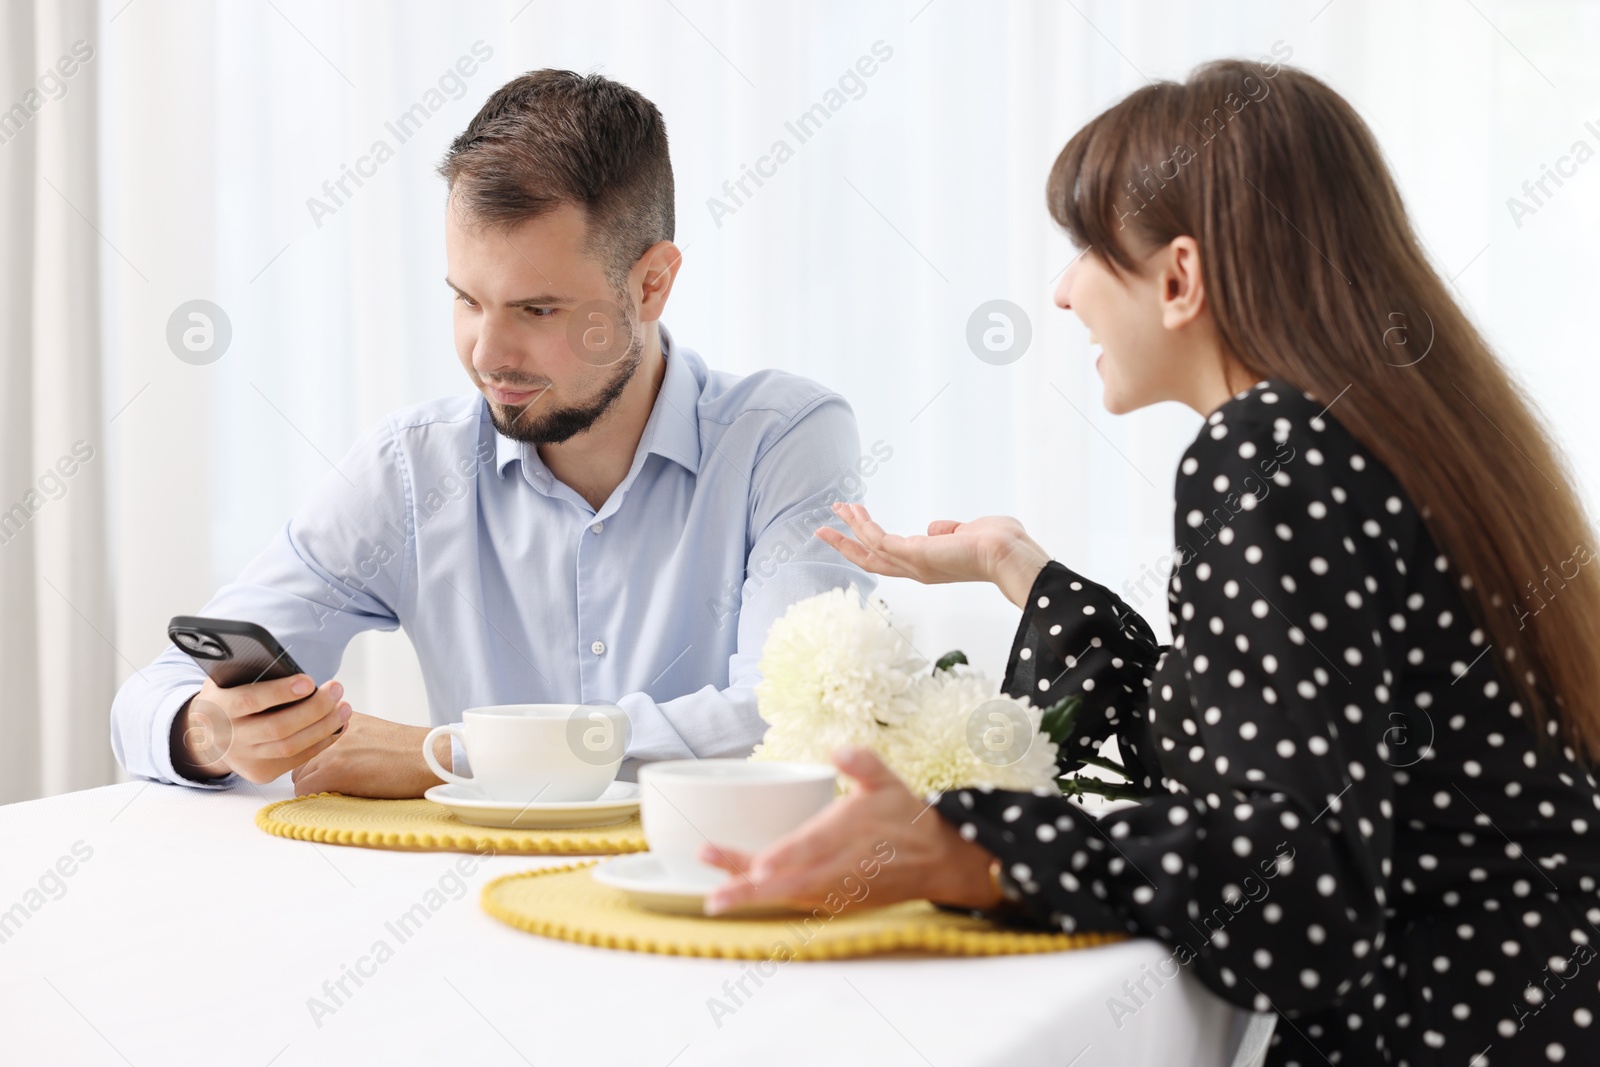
[423,723,473,787]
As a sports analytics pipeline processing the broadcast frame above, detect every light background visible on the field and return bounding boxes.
[30,0,1600,790]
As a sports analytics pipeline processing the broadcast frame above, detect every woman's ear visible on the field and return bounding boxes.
[1157,235,1207,331]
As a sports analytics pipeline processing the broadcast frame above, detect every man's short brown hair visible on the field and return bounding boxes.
[438,69,674,289]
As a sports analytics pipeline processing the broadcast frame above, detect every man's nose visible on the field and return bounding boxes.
[472,313,520,377]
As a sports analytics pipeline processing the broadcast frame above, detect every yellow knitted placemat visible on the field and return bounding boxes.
[481,862,1125,959]
[256,793,647,855]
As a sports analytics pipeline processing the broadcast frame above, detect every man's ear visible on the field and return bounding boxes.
[632,241,683,324]
[1158,236,1207,332]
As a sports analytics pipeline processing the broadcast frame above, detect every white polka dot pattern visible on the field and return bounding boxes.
[937,381,1600,1066]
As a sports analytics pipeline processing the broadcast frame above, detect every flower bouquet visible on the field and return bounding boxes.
[750,586,1146,801]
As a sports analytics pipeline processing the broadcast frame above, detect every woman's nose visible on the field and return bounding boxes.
[1053,260,1075,311]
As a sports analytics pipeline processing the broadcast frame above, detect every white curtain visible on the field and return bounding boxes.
[1,0,113,803]
[3,0,1593,801]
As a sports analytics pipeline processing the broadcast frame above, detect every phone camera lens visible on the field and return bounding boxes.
[175,630,226,659]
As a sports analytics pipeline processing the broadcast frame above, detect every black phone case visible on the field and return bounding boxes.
[167,615,305,689]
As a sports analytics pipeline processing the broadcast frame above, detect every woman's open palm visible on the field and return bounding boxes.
[816,502,1032,586]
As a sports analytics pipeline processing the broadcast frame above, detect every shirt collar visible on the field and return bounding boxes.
[492,324,702,485]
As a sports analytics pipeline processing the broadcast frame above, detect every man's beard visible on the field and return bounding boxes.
[488,315,644,446]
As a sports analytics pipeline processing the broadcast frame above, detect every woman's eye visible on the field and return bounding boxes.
[456,295,478,308]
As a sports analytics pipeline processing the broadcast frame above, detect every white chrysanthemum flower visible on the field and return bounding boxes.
[880,669,1060,796]
[752,586,924,764]
[752,588,1059,795]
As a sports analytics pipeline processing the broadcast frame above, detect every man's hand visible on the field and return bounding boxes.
[290,712,452,799]
[172,674,350,784]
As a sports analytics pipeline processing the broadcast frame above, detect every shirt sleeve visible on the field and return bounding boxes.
[935,406,1403,1017]
[108,417,412,788]
[616,393,878,765]
[1002,560,1167,790]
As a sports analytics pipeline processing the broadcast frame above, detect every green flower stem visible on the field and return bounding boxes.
[1074,754,1133,779]
[1057,776,1149,803]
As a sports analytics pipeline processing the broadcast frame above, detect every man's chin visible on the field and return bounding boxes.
[489,402,598,447]
[491,406,544,442]
[487,389,548,428]
[483,342,639,445]
[490,398,529,423]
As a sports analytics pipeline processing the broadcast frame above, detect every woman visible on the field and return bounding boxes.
[699,60,1600,1066]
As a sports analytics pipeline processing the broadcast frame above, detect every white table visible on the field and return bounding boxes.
[1,779,1241,1066]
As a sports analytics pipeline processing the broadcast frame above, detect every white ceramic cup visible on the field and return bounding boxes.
[423,704,628,804]
[638,760,838,885]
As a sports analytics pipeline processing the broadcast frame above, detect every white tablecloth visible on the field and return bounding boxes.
[0,779,1240,1066]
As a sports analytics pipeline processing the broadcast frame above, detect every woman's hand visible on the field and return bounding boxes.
[816,503,1052,608]
[698,747,1001,916]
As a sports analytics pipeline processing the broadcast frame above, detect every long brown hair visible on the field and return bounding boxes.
[1049,58,1600,760]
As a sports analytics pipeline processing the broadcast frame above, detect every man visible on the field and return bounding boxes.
[110,70,872,797]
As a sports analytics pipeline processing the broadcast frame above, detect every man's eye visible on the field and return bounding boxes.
[455,295,478,308]
[527,307,556,318]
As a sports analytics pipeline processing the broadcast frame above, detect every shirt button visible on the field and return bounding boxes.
[590,521,605,534]
[591,640,606,656]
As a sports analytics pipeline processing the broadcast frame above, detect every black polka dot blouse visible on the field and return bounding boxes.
[935,380,1600,1066]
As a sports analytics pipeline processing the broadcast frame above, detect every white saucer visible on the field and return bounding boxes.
[591,853,798,917]
[424,781,639,829]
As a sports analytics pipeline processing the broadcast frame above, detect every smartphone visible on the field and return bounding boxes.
[167,616,340,731]
[168,616,303,688]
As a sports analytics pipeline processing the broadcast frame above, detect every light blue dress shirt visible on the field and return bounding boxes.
[110,328,879,788]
